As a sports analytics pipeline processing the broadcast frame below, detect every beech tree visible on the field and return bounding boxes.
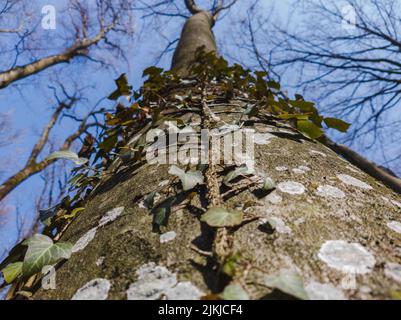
[1,0,401,300]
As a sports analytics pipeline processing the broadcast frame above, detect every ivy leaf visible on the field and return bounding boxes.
[289,100,316,113]
[296,120,324,139]
[68,173,86,187]
[38,196,70,222]
[99,134,118,153]
[223,166,253,186]
[22,234,73,277]
[108,74,132,100]
[151,197,175,227]
[262,177,276,191]
[201,207,243,227]
[1,262,23,284]
[47,150,88,166]
[263,269,309,300]
[142,66,164,78]
[62,207,85,220]
[277,113,310,121]
[267,80,280,90]
[220,283,250,300]
[243,104,258,117]
[168,165,204,191]
[39,203,60,222]
[324,117,351,133]
[222,252,242,277]
[144,191,157,209]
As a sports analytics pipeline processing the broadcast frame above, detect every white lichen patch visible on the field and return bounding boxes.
[294,217,306,226]
[337,174,372,190]
[384,263,401,283]
[292,168,305,175]
[265,192,282,205]
[316,185,346,199]
[391,200,401,209]
[266,216,292,235]
[127,263,177,300]
[381,196,390,203]
[254,132,275,145]
[96,256,105,267]
[310,150,327,157]
[277,181,306,195]
[98,207,124,227]
[160,231,177,243]
[305,281,346,300]
[71,278,111,300]
[318,240,375,274]
[163,282,203,300]
[72,227,97,253]
[138,200,146,209]
[292,166,311,175]
[126,262,202,300]
[158,180,170,188]
[275,166,288,172]
[359,285,372,294]
[346,165,359,173]
[387,221,401,234]
[214,124,241,137]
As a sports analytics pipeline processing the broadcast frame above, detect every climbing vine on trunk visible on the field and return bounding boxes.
[1,49,350,299]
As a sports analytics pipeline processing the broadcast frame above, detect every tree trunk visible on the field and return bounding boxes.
[29,10,401,300]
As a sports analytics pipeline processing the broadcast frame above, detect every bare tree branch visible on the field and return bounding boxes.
[0,96,101,202]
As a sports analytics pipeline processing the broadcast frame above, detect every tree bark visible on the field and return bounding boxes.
[27,8,401,301]
[171,11,217,76]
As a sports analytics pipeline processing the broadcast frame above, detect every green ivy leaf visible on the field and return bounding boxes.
[22,234,73,277]
[62,207,85,220]
[324,117,351,133]
[201,207,243,227]
[108,74,132,100]
[267,80,280,90]
[277,113,310,121]
[263,269,309,300]
[289,100,316,113]
[144,191,157,209]
[296,120,324,139]
[46,150,88,166]
[243,104,259,117]
[220,283,250,300]
[142,66,164,78]
[1,262,23,284]
[68,173,86,187]
[222,252,242,277]
[223,166,253,186]
[168,165,204,191]
[98,134,118,153]
[262,177,276,191]
[151,197,175,226]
